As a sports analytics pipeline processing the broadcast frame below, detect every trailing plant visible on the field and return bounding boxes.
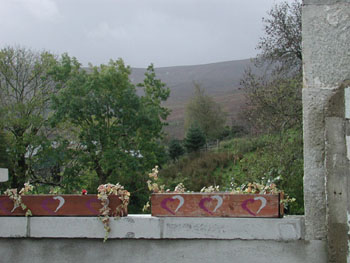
[97,183,130,242]
[4,182,34,216]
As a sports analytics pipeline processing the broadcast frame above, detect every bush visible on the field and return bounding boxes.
[168,139,185,161]
[158,151,234,191]
[218,129,304,214]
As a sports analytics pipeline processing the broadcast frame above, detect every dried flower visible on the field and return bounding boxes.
[5,182,33,216]
[200,185,220,193]
[97,183,130,242]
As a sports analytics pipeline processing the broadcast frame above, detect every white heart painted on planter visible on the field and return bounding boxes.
[253,196,267,214]
[212,195,223,212]
[172,195,184,213]
[53,196,65,213]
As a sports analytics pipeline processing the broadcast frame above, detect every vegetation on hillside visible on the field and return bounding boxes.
[159,0,304,215]
[0,0,304,215]
[0,47,170,213]
[184,83,227,140]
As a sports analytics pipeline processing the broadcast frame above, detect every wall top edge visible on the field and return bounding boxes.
[303,0,350,5]
[0,215,305,241]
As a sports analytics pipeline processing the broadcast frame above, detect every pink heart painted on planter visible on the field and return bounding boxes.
[241,197,267,216]
[86,198,100,213]
[161,198,177,215]
[199,195,223,215]
[199,197,214,215]
[241,199,256,216]
[42,197,64,214]
[161,196,184,215]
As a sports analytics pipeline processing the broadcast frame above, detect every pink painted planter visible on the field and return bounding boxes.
[151,193,284,217]
[0,195,127,216]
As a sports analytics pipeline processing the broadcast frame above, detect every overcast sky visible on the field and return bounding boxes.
[0,0,285,68]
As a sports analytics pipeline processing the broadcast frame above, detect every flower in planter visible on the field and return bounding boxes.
[81,189,88,195]
[200,185,220,193]
[4,182,33,216]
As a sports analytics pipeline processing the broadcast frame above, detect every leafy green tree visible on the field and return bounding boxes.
[185,83,227,140]
[0,46,59,188]
[184,124,206,153]
[50,58,170,212]
[168,139,185,161]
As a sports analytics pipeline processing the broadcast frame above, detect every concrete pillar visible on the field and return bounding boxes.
[302,0,350,261]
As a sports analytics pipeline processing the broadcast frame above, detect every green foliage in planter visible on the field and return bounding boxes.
[158,151,234,192]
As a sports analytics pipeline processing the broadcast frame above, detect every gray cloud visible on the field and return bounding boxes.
[0,0,284,67]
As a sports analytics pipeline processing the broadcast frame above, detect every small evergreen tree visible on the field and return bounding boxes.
[168,139,185,161]
[184,124,206,153]
[0,130,9,168]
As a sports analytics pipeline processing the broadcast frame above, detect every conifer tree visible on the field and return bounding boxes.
[184,124,206,153]
[168,139,185,161]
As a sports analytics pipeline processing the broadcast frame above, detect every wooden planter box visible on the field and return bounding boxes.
[0,195,127,216]
[151,193,284,218]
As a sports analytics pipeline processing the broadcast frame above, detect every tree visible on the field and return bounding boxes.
[185,83,227,140]
[168,139,185,161]
[184,124,206,153]
[0,131,9,168]
[241,71,302,133]
[241,0,302,134]
[50,59,170,211]
[255,0,302,74]
[237,0,304,212]
[0,46,58,188]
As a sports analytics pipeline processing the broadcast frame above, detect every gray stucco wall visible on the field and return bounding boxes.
[0,215,326,263]
[0,238,326,263]
[302,0,350,261]
[302,0,350,242]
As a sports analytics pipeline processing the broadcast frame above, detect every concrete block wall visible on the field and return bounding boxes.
[302,0,350,261]
[0,215,326,263]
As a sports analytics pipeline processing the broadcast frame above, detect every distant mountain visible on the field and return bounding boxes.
[130,59,261,139]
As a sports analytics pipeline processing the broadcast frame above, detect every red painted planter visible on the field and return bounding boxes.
[0,195,127,216]
[151,193,284,218]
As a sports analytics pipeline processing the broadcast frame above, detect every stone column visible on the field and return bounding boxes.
[302,0,350,262]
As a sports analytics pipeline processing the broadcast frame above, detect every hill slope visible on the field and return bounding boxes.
[130,59,261,139]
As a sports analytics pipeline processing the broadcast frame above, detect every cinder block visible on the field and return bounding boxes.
[29,215,162,239]
[0,217,27,237]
